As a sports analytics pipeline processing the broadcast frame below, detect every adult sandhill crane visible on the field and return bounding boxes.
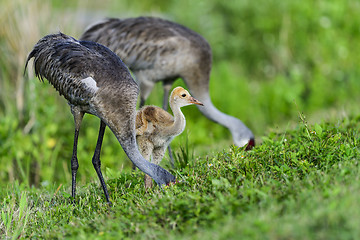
[136,87,203,188]
[80,17,255,151]
[25,33,175,204]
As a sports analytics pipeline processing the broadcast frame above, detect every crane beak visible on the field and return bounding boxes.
[245,138,255,150]
[189,97,204,106]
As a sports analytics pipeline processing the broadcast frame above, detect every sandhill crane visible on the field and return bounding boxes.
[80,17,255,153]
[136,87,203,188]
[25,33,176,204]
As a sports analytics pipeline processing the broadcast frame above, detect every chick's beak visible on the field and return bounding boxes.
[189,96,204,106]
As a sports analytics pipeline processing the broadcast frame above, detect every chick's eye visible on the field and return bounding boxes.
[181,94,186,97]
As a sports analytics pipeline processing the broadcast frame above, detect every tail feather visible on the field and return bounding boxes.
[25,32,73,81]
[24,33,99,104]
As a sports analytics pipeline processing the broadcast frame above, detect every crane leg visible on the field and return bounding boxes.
[92,120,111,205]
[167,145,175,168]
[139,98,146,108]
[70,108,84,200]
[162,80,173,111]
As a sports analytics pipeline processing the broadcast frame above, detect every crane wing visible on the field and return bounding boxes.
[25,32,133,105]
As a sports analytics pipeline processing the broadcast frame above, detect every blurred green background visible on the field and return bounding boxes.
[1,0,359,187]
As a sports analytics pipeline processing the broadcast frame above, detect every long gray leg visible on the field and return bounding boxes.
[162,80,173,111]
[137,74,155,108]
[167,146,175,168]
[70,107,84,200]
[92,120,111,204]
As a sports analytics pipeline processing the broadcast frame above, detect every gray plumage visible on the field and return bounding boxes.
[25,33,175,203]
[80,17,255,149]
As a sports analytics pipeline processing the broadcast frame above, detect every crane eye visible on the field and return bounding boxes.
[181,94,186,97]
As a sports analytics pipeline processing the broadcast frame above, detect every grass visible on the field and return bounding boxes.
[1,115,359,239]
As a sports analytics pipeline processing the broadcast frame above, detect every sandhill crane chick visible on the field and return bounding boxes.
[136,87,203,188]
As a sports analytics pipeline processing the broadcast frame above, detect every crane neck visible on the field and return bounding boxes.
[168,101,186,137]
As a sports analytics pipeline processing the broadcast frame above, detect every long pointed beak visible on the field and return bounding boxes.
[189,97,204,106]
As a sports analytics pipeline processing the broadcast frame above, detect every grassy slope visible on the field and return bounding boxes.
[1,0,360,186]
[1,115,359,239]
